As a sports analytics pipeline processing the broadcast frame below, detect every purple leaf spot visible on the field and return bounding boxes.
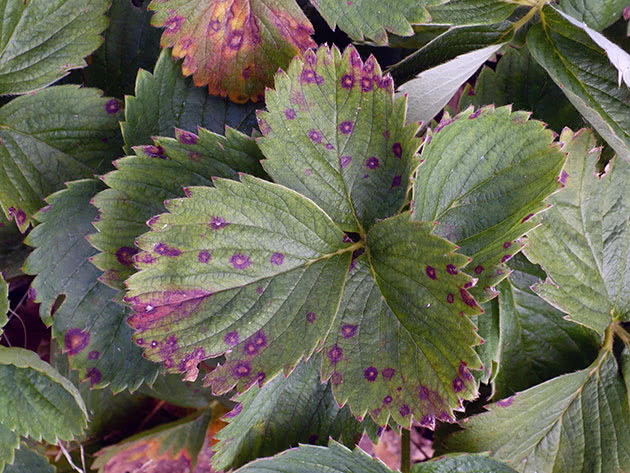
[178,130,198,145]
[391,175,402,188]
[301,69,323,85]
[459,288,477,307]
[285,109,296,120]
[559,170,568,185]
[497,395,515,407]
[341,74,354,89]
[88,350,100,360]
[304,168,313,176]
[256,286,264,294]
[8,207,26,226]
[446,293,454,304]
[382,368,395,380]
[453,377,465,392]
[104,99,119,114]
[136,338,144,345]
[503,241,512,249]
[165,14,184,33]
[459,361,474,381]
[360,76,373,92]
[521,213,534,223]
[225,403,243,418]
[198,250,211,263]
[154,243,181,257]
[383,395,393,406]
[244,341,259,356]
[270,252,284,265]
[331,372,343,385]
[366,157,380,169]
[341,324,358,338]
[339,121,354,134]
[439,411,454,422]
[325,143,335,150]
[306,311,316,323]
[418,386,429,400]
[501,254,511,263]
[256,372,266,385]
[116,246,139,266]
[425,265,436,280]
[340,155,352,168]
[233,361,251,378]
[399,405,410,417]
[86,368,102,388]
[227,29,244,50]
[230,253,251,269]
[474,265,484,274]
[142,145,165,158]
[254,331,267,347]
[446,264,458,275]
[209,216,229,230]
[150,340,159,348]
[420,415,435,428]
[224,331,239,346]
[65,328,90,355]
[392,142,402,158]
[308,129,322,143]
[469,109,482,119]
[328,344,343,364]
[364,366,378,382]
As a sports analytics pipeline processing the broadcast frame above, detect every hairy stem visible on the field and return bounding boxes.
[401,428,411,473]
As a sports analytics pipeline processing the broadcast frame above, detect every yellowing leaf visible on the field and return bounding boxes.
[148,0,316,103]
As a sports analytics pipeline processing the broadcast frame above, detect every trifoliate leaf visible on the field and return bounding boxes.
[458,46,583,133]
[122,48,261,153]
[125,175,354,389]
[23,180,159,392]
[0,274,7,333]
[90,128,265,289]
[0,0,109,95]
[321,214,482,428]
[398,44,507,129]
[0,86,123,232]
[525,128,630,334]
[412,454,518,473]
[309,0,431,44]
[528,7,630,162]
[557,0,627,30]
[425,0,517,26]
[148,0,316,103]
[0,346,88,443]
[4,447,54,473]
[442,346,630,473]
[84,0,162,98]
[412,106,566,302]
[92,405,227,473]
[493,264,600,400]
[213,354,373,470]
[0,425,19,473]
[234,441,391,473]
[258,45,422,231]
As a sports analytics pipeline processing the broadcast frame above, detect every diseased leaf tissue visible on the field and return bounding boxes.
[1,1,629,472]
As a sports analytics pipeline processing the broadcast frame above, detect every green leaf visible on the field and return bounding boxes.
[92,406,224,473]
[525,128,630,334]
[234,441,392,473]
[411,106,566,302]
[0,346,88,443]
[493,264,600,400]
[0,0,109,95]
[125,174,353,389]
[4,447,54,473]
[148,0,316,103]
[84,0,162,98]
[389,22,514,85]
[442,346,630,473]
[309,0,431,44]
[0,273,7,332]
[122,48,262,153]
[527,7,630,162]
[0,425,19,473]
[258,45,422,231]
[0,85,124,232]
[0,212,27,279]
[23,179,159,392]
[474,298,499,384]
[412,454,518,473]
[89,128,265,289]
[425,0,517,26]
[398,44,508,129]
[213,354,372,470]
[321,214,481,428]
[557,0,627,30]
[458,46,583,133]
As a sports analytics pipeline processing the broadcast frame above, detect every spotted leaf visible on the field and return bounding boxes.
[89,128,265,290]
[412,106,567,302]
[23,180,159,392]
[0,0,109,95]
[322,214,481,429]
[212,355,375,470]
[442,345,630,473]
[0,86,123,232]
[525,128,630,334]
[309,0,431,44]
[125,175,354,391]
[258,45,422,232]
[148,0,316,103]
[0,346,87,444]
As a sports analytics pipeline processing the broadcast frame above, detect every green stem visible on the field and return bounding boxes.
[401,428,411,473]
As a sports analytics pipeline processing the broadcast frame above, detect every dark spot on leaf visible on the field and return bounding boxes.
[198,250,211,263]
[420,415,435,428]
[256,372,265,385]
[379,76,393,89]
[382,367,395,380]
[446,293,454,304]
[459,361,474,381]
[501,254,511,263]
[366,157,379,169]
[151,340,159,348]
[244,340,259,356]
[459,288,477,307]
[425,265,436,280]
[360,76,373,92]
[154,243,181,257]
[225,403,242,418]
[559,170,568,185]
[340,155,352,168]
[341,74,354,89]
[399,405,410,417]
[88,350,100,360]
[497,396,515,407]
[503,241,512,249]
[105,99,119,114]
[136,338,144,345]
[165,14,185,33]
[391,175,402,188]
[284,109,296,120]
[242,65,252,79]
[306,311,316,323]
[339,121,353,134]
[301,68,323,85]
[341,324,357,338]
[474,265,484,274]
[392,142,402,158]
[256,286,264,294]
[224,331,239,346]
[331,372,343,385]
[325,143,334,150]
[86,368,101,388]
[453,377,464,392]
[116,246,139,266]
[65,328,90,355]
[7,207,26,226]
[142,145,165,158]
[383,395,392,406]
[230,253,251,269]
[308,129,322,143]
[469,109,482,119]
[270,252,284,265]
[209,216,229,230]
[446,264,458,275]
[233,361,251,378]
[418,385,429,400]
[521,213,534,223]
[328,344,343,364]
[177,130,198,144]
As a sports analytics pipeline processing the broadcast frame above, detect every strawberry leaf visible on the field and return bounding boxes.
[89,128,265,290]
[0,0,109,95]
[309,0,431,44]
[0,86,123,232]
[148,0,316,102]
[23,180,159,392]
[557,0,627,30]
[412,106,566,302]
[425,0,517,26]
[442,346,630,472]
[412,455,518,473]
[122,48,262,153]
[525,128,630,334]
[212,354,374,470]
[258,45,422,232]
[0,274,7,333]
[0,346,88,443]
[4,448,54,473]
[0,426,18,473]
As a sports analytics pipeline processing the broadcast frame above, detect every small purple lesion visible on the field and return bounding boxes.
[446,264,458,275]
[559,170,568,186]
[331,372,343,385]
[270,252,284,266]
[399,405,410,417]
[224,331,240,346]
[141,145,165,158]
[88,350,100,360]
[339,155,352,169]
[341,74,354,89]
[425,265,437,280]
[391,176,402,188]
[154,243,182,257]
[7,206,26,227]
[284,108,296,120]
[230,253,251,270]
[503,241,512,249]
[378,75,393,90]
[198,250,211,263]
[469,109,482,119]
[474,265,484,275]
[364,366,378,382]
[419,415,435,429]
[164,13,185,34]
[521,213,535,223]
[459,288,477,308]
[446,293,454,304]
[496,395,515,407]
[308,129,322,143]
[209,216,229,230]
[501,254,511,263]
[300,68,324,85]
[383,395,393,406]
[327,344,343,364]
[65,328,90,355]
[459,361,474,381]
[227,29,244,50]
[341,324,357,338]
[382,367,395,380]
[339,121,353,134]
[366,157,380,169]
[116,246,139,266]
[104,99,120,114]
[177,130,198,145]
[233,361,251,378]
[360,76,373,92]
[306,311,316,323]
[392,142,402,158]
[418,385,429,400]
[453,376,465,392]
[86,368,101,388]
